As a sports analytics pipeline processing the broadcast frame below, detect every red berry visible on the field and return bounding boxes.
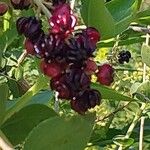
[0,2,9,16]
[24,39,35,55]
[40,60,62,78]
[49,4,77,38]
[83,27,100,44]
[84,59,98,75]
[96,64,114,86]
[50,76,70,99]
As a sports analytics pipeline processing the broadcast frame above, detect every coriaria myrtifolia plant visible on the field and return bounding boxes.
[15,0,114,114]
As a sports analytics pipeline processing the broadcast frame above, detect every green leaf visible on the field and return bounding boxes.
[81,0,115,40]
[136,81,150,101]
[136,9,150,24]
[2,76,48,124]
[6,90,54,110]
[7,79,21,98]
[105,0,138,35]
[106,0,136,22]
[91,83,135,101]
[141,43,150,67]
[14,66,24,81]
[23,113,95,150]
[115,15,135,35]
[113,135,134,148]
[1,104,57,145]
[0,83,9,125]
[0,24,18,51]
[130,82,141,95]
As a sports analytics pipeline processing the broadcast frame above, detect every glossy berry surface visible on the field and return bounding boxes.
[51,76,71,99]
[97,64,114,86]
[49,4,77,37]
[71,89,101,114]
[40,60,62,78]
[24,39,35,55]
[118,50,131,64]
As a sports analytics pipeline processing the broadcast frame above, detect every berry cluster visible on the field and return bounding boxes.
[16,0,114,114]
[118,50,131,64]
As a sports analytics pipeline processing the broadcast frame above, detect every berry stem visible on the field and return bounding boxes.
[70,0,76,10]
[33,0,51,18]
[17,50,27,67]
[54,91,59,113]
[74,25,86,31]
[95,102,131,122]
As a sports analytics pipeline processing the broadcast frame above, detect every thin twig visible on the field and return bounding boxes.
[17,50,27,67]
[70,0,76,10]
[96,102,131,123]
[54,91,59,113]
[129,26,150,34]
[33,0,51,18]
[139,25,150,150]
[139,116,145,150]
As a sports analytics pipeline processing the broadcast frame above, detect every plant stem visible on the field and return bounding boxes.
[117,103,146,150]
[33,0,51,18]
[139,25,150,150]
[17,50,27,67]
[139,116,145,150]
[96,102,130,122]
[70,0,76,10]
[126,103,146,138]
[54,91,59,113]
[129,26,150,34]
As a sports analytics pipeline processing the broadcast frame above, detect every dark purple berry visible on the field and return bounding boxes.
[11,0,31,10]
[118,50,131,64]
[71,89,101,114]
[65,38,88,66]
[16,17,44,41]
[50,76,71,99]
[52,0,66,6]
[64,69,90,92]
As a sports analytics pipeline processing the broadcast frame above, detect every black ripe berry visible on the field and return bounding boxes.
[118,50,131,64]
[71,89,101,114]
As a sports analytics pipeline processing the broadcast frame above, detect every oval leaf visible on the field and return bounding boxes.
[81,0,115,39]
[91,83,135,101]
[23,113,95,150]
[1,104,57,145]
